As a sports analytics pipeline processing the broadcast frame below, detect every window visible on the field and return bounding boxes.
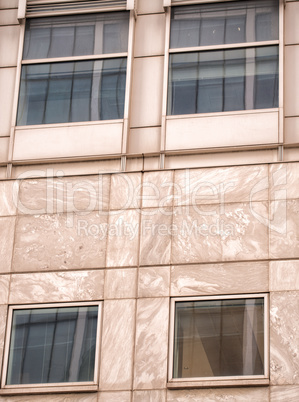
[169,294,269,386]
[17,11,129,125]
[167,0,279,116]
[2,303,101,388]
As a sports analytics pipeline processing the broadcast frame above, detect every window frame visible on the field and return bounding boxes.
[1,301,102,393]
[168,293,269,388]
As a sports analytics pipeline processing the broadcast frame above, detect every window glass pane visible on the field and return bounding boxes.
[17,58,127,125]
[170,0,279,49]
[173,298,264,379]
[23,12,129,60]
[6,306,98,385]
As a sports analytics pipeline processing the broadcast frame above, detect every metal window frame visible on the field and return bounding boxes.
[1,301,103,391]
[168,293,269,385]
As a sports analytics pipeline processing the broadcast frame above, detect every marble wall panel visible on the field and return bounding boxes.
[166,387,269,401]
[110,173,142,210]
[104,268,137,299]
[174,165,268,206]
[100,299,135,390]
[106,209,140,267]
[269,163,299,200]
[133,390,166,402]
[134,298,169,389]
[0,275,9,304]
[270,385,299,402]
[0,217,15,273]
[270,199,299,259]
[270,292,299,385]
[9,270,104,304]
[270,260,299,291]
[18,175,110,215]
[142,171,174,209]
[171,261,269,296]
[0,394,98,402]
[0,181,18,216]
[12,212,108,271]
[140,208,172,266]
[138,266,170,297]
[98,391,131,402]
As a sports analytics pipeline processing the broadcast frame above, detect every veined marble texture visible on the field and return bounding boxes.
[12,212,108,271]
[270,260,299,291]
[140,208,172,266]
[0,275,9,304]
[171,261,269,296]
[0,394,98,402]
[138,266,170,297]
[270,385,299,401]
[106,209,140,267]
[0,180,18,216]
[133,390,166,402]
[110,172,142,210]
[18,175,110,215]
[0,216,15,273]
[134,298,169,389]
[270,199,299,259]
[100,299,135,390]
[104,268,137,299]
[98,391,131,402]
[270,291,299,385]
[270,162,299,200]
[142,171,174,208]
[9,270,104,304]
[166,387,269,401]
[174,164,268,206]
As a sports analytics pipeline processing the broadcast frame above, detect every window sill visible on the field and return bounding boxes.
[0,384,98,396]
[15,119,124,131]
[166,108,279,121]
[167,378,270,389]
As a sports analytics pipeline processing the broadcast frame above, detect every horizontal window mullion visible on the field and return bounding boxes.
[22,53,128,65]
[169,40,279,54]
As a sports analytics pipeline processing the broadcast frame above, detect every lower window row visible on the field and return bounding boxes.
[1,294,268,390]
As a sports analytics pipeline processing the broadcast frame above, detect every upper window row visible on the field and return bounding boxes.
[16,0,279,126]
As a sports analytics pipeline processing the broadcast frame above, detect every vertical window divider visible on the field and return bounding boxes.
[278,0,284,150]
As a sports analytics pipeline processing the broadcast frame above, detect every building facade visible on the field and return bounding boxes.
[0,0,299,400]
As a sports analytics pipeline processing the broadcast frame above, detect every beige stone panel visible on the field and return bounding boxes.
[142,170,174,208]
[0,180,18,216]
[100,299,135,390]
[12,212,108,271]
[137,0,164,14]
[138,266,170,297]
[18,175,110,215]
[0,137,9,162]
[133,390,166,402]
[174,164,268,206]
[130,56,164,128]
[140,208,172,266]
[270,199,299,259]
[104,268,137,299]
[166,387,269,401]
[0,168,6,180]
[284,147,299,162]
[270,260,299,291]
[0,394,98,402]
[0,0,18,8]
[0,217,15,273]
[106,209,140,267]
[270,385,299,402]
[285,117,299,144]
[0,275,9,304]
[270,162,299,200]
[0,9,18,25]
[98,391,131,402]
[270,291,299,385]
[171,261,269,297]
[285,2,299,45]
[13,123,123,161]
[9,270,104,304]
[110,172,141,210]
[221,201,269,261]
[285,46,299,117]
[0,26,19,67]
[128,127,161,154]
[134,14,165,57]
[0,67,16,136]
[166,111,279,150]
[134,298,169,389]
